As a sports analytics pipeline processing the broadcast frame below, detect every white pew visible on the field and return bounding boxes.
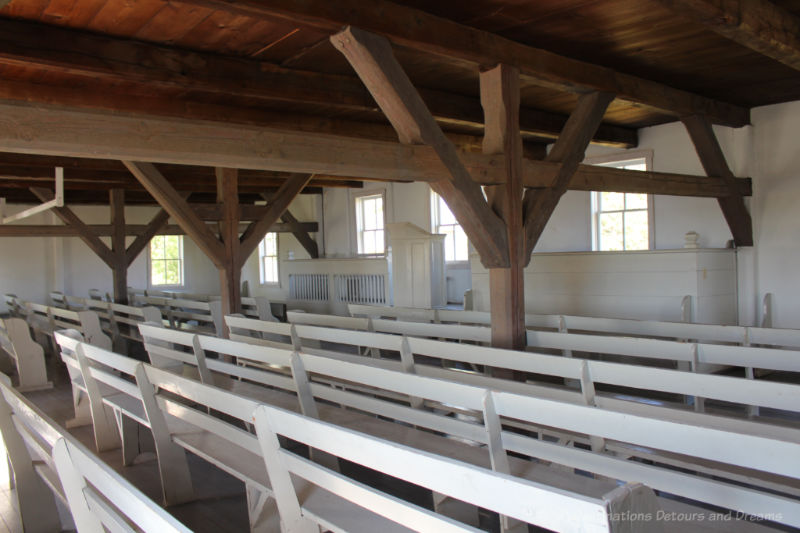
[0,373,192,533]
[54,331,194,506]
[0,373,67,532]
[53,437,192,533]
[3,293,24,318]
[0,317,52,391]
[23,300,110,353]
[144,324,800,529]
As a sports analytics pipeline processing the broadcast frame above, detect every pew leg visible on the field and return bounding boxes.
[151,433,195,506]
[65,387,92,428]
[91,404,122,452]
[246,485,282,533]
[115,411,145,466]
[433,491,480,528]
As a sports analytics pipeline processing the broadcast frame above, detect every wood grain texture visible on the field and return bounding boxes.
[523,92,615,262]
[123,161,225,267]
[682,114,753,246]
[480,64,526,351]
[332,26,509,268]
[216,167,241,319]
[109,188,127,304]
[189,0,750,126]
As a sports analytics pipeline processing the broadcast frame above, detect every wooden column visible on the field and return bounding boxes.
[480,65,526,351]
[216,168,241,317]
[109,189,128,304]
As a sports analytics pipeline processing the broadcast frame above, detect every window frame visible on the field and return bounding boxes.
[352,190,387,256]
[148,234,185,288]
[258,232,280,286]
[430,190,470,264]
[586,150,655,252]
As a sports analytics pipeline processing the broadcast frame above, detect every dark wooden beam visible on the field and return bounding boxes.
[217,168,242,320]
[0,101,747,197]
[523,92,615,263]
[109,189,127,304]
[29,187,115,267]
[481,64,526,353]
[186,0,750,126]
[682,115,754,246]
[239,174,314,268]
[125,209,171,268]
[0,18,636,148]
[0,222,317,238]
[332,27,509,268]
[656,0,800,72]
[259,192,319,259]
[123,161,225,268]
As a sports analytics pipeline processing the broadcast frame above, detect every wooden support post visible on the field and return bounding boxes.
[217,168,241,318]
[109,189,128,304]
[522,92,615,263]
[682,115,754,246]
[331,26,510,268]
[480,65,526,353]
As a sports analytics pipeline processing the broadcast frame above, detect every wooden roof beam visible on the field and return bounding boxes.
[0,100,749,198]
[656,0,800,72]
[333,27,509,268]
[186,0,750,126]
[0,223,317,238]
[0,18,636,148]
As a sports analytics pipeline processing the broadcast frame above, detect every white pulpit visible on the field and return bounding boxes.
[387,223,446,308]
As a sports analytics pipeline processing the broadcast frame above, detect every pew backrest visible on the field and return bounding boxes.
[0,317,51,391]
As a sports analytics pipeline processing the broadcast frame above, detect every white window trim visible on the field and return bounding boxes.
[585,150,655,251]
[430,190,470,265]
[148,235,185,288]
[259,233,281,287]
[351,188,388,257]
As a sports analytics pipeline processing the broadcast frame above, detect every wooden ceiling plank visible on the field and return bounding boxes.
[523,92,615,261]
[184,0,750,126]
[0,18,635,147]
[656,0,800,72]
[238,173,313,269]
[332,26,510,268]
[29,186,115,266]
[123,161,225,267]
[682,114,753,246]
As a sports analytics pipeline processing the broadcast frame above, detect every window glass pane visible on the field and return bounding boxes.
[624,211,649,250]
[599,212,623,251]
[364,198,377,230]
[441,226,455,262]
[150,236,165,260]
[454,225,469,261]
[625,193,648,210]
[151,260,165,285]
[165,260,181,285]
[600,192,624,211]
[439,197,456,226]
[164,236,181,259]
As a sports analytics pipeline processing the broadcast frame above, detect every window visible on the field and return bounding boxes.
[590,155,653,251]
[355,193,385,255]
[259,232,279,285]
[431,191,469,262]
[149,235,184,286]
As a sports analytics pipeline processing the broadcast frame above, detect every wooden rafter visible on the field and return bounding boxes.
[0,18,636,149]
[239,174,313,269]
[481,64,526,352]
[123,161,225,268]
[0,101,749,198]
[656,0,800,72]
[682,115,754,246]
[332,26,509,268]
[125,209,171,267]
[29,187,115,267]
[0,223,317,238]
[523,92,615,262]
[186,0,750,126]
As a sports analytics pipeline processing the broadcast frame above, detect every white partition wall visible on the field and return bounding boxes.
[471,248,737,323]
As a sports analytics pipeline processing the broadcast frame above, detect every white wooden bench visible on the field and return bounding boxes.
[54,330,194,507]
[3,293,24,318]
[22,300,111,354]
[0,373,191,533]
[0,317,52,391]
[142,323,800,530]
[80,298,163,351]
